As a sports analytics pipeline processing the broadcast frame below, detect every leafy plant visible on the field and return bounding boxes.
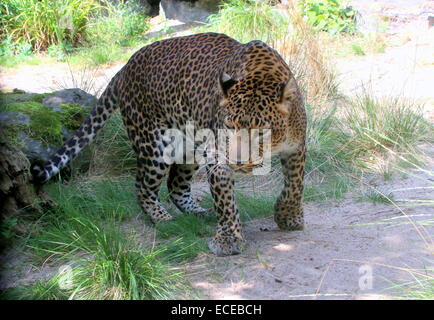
[0,0,102,51]
[343,92,430,156]
[299,0,357,34]
[86,2,150,47]
[207,0,289,43]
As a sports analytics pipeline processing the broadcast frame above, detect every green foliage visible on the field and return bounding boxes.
[0,217,19,245]
[59,103,86,130]
[207,0,289,43]
[65,2,149,66]
[236,191,275,220]
[302,102,355,201]
[156,190,277,261]
[358,190,394,204]
[20,179,182,300]
[0,0,102,51]
[92,111,137,174]
[69,44,126,66]
[29,107,64,145]
[46,42,72,61]
[0,35,40,67]
[299,0,357,34]
[3,101,64,145]
[1,95,87,145]
[0,278,72,300]
[344,93,430,156]
[0,92,54,106]
[85,2,150,48]
[0,0,149,66]
[351,42,365,55]
[0,35,32,57]
[156,214,215,261]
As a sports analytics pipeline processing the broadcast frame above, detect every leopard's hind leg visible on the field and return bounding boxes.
[167,164,208,215]
[125,120,173,223]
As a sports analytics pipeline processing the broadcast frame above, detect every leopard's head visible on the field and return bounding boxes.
[218,71,302,173]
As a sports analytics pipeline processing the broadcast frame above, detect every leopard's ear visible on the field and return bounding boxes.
[219,72,238,97]
[281,78,297,102]
[278,78,298,114]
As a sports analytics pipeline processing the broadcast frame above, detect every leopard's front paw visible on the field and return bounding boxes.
[208,235,244,256]
[274,214,304,231]
[149,211,174,223]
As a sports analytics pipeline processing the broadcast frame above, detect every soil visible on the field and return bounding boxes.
[186,166,433,299]
[0,1,433,299]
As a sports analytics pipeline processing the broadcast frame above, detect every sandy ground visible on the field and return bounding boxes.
[333,19,434,121]
[186,166,433,300]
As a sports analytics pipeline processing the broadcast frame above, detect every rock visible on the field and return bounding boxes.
[0,112,30,126]
[160,0,222,23]
[147,0,161,16]
[61,128,75,140]
[0,88,95,162]
[0,136,55,218]
[43,88,97,112]
[16,132,58,162]
[133,0,153,15]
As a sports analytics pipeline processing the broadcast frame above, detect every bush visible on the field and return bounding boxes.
[207,0,289,43]
[86,2,150,47]
[299,0,357,34]
[20,180,183,300]
[343,92,430,156]
[0,34,37,67]
[0,0,102,51]
[2,97,86,146]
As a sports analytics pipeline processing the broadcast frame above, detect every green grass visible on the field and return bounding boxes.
[0,0,149,68]
[0,0,102,51]
[399,277,434,300]
[358,190,394,204]
[155,189,278,261]
[351,42,365,55]
[91,111,137,174]
[1,179,183,300]
[2,176,281,298]
[66,44,125,66]
[156,215,215,262]
[343,92,431,158]
[0,277,72,300]
[207,0,289,43]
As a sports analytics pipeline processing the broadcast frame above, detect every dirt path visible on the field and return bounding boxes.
[333,19,434,121]
[187,167,433,299]
[0,62,123,96]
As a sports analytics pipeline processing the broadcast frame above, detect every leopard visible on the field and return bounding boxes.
[31,33,307,256]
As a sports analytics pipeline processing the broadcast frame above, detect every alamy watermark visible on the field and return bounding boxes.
[358,265,373,290]
[160,121,273,175]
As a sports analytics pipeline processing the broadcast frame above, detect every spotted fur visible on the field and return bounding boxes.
[31,33,307,256]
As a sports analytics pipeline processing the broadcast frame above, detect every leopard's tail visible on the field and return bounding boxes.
[31,72,122,184]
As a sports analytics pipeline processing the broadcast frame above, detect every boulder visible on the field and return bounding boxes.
[0,88,98,217]
[16,132,58,162]
[0,112,30,126]
[160,0,222,23]
[43,88,97,112]
[0,88,94,162]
